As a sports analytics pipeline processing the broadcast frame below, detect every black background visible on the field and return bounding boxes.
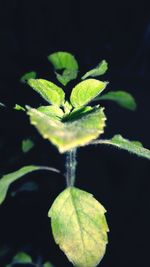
[0,1,150,267]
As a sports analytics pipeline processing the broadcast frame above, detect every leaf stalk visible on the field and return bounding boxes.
[65,149,77,187]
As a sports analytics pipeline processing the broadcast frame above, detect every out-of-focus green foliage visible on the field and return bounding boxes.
[22,138,34,153]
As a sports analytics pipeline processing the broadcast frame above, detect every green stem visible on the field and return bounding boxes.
[65,148,77,187]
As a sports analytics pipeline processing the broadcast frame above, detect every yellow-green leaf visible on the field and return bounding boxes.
[37,105,64,120]
[81,60,108,80]
[70,79,108,108]
[28,79,65,106]
[56,69,78,86]
[92,134,150,160]
[27,106,106,153]
[14,104,25,111]
[48,187,109,267]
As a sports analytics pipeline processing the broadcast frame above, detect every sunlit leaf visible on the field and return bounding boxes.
[92,134,150,160]
[82,60,108,80]
[28,79,65,106]
[70,79,108,108]
[20,71,37,83]
[14,104,25,111]
[22,138,34,153]
[48,51,78,71]
[63,101,73,114]
[48,52,78,86]
[27,106,106,153]
[0,165,59,205]
[96,91,137,110]
[56,69,78,86]
[48,187,108,267]
[37,105,64,120]
[13,252,32,264]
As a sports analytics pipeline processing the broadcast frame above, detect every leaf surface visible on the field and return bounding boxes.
[22,138,34,153]
[96,91,136,110]
[27,106,106,153]
[14,104,25,111]
[48,51,79,85]
[70,79,108,108]
[92,134,150,160]
[56,69,78,86]
[20,71,37,83]
[37,105,64,120]
[48,51,78,70]
[82,60,108,80]
[13,252,32,264]
[48,187,108,267]
[28,79,65,106]
[0,165,59,204]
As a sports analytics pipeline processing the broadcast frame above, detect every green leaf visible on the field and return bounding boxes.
[82,60,108,80]
[27,106,106,153]
[64,106,93,121]
[92,134,150,160]
[20,71,37,83]
[56,69,78,86]
[13,252,32,264]
[48,187,108,267]
[22,138,34,153]
[63,101,73,115]
[43,262,54,267]
[0,165,59,205]
[14,104,25,111]
[70,79,108,108]
[28,79,65,106]
[48,51,78,70]
[96,91,137,111]
[37,105,64,120]
[48,52,79,86]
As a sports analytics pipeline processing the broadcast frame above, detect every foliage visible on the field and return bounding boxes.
[49,187,108,267]
[0,51,150,267]
[6,251,54,267]
[0,165,59,205]
[21,138,34,153]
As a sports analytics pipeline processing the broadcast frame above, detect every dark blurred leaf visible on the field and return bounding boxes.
[11,181,39,197]
[22,139,34,153]
[0,165,59,205]
[95,90,136,110]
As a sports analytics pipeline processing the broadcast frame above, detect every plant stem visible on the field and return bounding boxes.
[65,148,77,187]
